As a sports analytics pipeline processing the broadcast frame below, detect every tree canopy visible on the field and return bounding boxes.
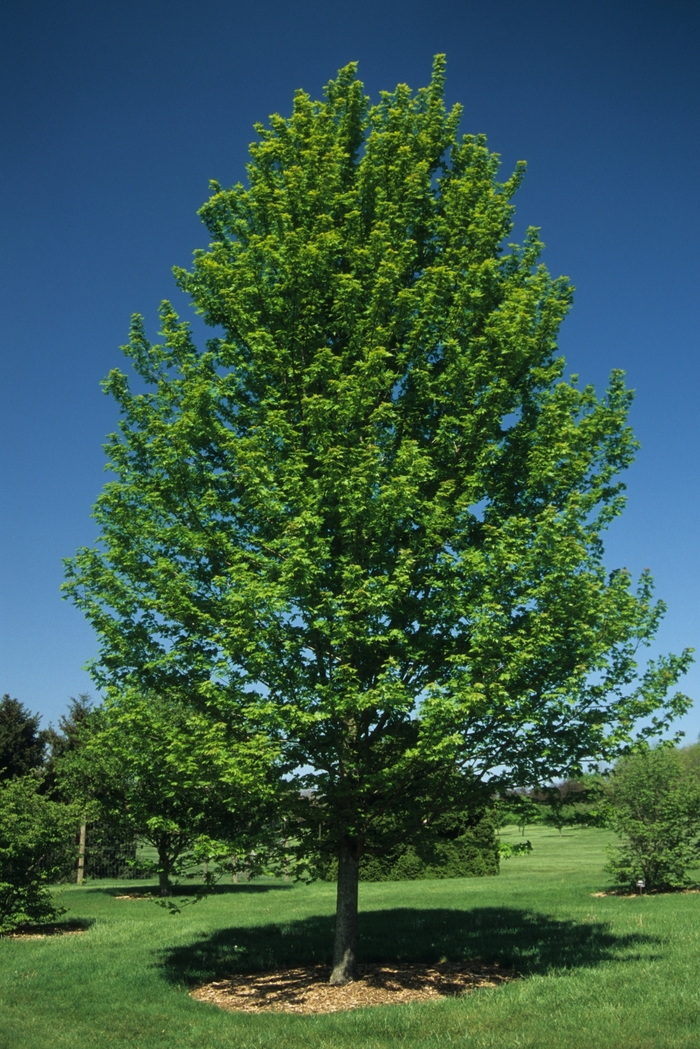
[64,56,692,982]
[605,747,700,891]
[0,695,46,782]
[57,690,279,895]
[0,774,76,932]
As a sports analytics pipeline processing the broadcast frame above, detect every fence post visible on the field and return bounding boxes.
[77,821,87,885]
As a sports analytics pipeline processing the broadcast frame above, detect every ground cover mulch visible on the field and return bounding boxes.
[4,921,89,940]
[191,961,517,1014]
[591,888,700,897]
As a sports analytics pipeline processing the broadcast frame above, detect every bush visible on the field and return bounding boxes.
[319,815,499,882]
[0,776,76,932]
[605,747,700,892]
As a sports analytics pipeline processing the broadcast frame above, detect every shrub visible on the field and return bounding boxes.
[320,815,499,882]
[0,775,76,932]
[605,747,700,892]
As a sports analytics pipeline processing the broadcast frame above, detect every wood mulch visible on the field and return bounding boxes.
[191,961,516,1014]
[591,888,700,898]
[4,921,88,940]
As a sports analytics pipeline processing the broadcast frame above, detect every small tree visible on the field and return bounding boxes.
[496,792,543,836]
[531,780,591,834]
[605,748,700,891]
[0,695,47,781]
[59,691,278,895]
[64,58,693,982]
[0,775,76,932]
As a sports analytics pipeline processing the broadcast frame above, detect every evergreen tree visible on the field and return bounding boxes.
[43,694,94,797]
[0,695,46,781]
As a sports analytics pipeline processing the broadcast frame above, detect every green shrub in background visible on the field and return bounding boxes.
[321,814,499,882]
[0,775,76,932]
[605,747,700,892]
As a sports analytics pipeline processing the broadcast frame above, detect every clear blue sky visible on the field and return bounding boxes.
[1,0,698,737]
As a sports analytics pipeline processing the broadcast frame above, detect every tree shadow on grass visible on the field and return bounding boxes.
[161,906,659,986]
[5,918,94,937]
[87,881,295,898]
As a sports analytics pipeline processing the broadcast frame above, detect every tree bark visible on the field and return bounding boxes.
[76,821,87,885]
[157,839,172,896]
[329,842,360,984]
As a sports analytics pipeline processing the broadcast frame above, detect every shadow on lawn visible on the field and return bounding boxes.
[5,918,94,937]
[161,906,659,985]
[88,882,294,898]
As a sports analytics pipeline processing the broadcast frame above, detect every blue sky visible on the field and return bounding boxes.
[1,0,698,736]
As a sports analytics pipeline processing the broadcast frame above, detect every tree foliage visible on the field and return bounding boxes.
[58,692,278,895]
[64,57,692,980]
[330,810,500,882]
[0,695,46,782]
[531,777,605,833]
[42,693,94,798]
[605,747,700,891]
[0,775,76,932]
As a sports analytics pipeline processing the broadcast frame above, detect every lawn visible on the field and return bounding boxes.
[1,826,699,1049]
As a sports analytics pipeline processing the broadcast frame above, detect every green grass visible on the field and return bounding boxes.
[2,827,700,1048]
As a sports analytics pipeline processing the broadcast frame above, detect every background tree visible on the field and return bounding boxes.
[0,695,47,781]
[64,58,692,983]
[605,747,700,891]
[530,779,601,834]
[46,695,141,881]
[59,691,279,895]
[45,694,93,765]
[43,693,94,797]
[494,792,543,836]
[679,740,700,777]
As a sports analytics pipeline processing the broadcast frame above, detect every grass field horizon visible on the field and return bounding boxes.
[2,826,699,1048]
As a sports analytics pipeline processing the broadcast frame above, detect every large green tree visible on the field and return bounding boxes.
[64,58,692,983]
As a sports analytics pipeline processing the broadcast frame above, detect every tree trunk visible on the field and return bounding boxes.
[157,839,172,896]
[329,842,360,985]
[76,821,87,885]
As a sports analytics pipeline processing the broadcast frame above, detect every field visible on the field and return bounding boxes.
[1,827,699,1049]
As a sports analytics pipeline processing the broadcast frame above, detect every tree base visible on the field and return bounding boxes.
[329,950,356,985]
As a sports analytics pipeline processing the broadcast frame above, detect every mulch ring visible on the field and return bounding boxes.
[591,888,700,898]
[191,961,517,1014]
[5,921,89,940]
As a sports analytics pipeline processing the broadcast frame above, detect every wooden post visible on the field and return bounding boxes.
[77,821,87,885]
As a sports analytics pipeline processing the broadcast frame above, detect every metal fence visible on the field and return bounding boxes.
[55,824,154,883]
[54,825,254,884]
